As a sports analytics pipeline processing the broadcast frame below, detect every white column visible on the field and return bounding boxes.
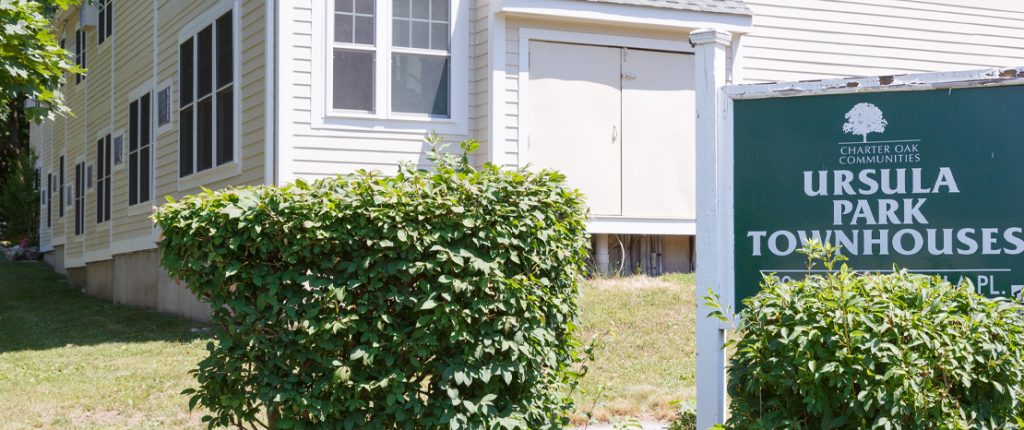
[689,27,732,430]
[594,233,610,275]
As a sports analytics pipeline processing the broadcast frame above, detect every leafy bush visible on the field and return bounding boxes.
[153,138,591,429]
[711,242,1024,429]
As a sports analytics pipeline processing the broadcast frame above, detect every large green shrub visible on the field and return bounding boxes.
[712,242,1024,430]
[153,139,591,429]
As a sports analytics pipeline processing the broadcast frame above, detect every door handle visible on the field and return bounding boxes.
[612,125,618,144]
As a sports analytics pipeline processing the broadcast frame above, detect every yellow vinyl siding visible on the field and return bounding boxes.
[33,0,267,267]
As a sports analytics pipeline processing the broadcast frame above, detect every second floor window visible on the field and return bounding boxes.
[179,10,234,177]
[98,0,113,44]
[330,0,451,118]
[74,162,84,236]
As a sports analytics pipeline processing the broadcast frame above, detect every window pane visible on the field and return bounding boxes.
[141,93,151,148]
[335,0,352,12]
[180,105,193,176]
[96,177,103,223]
[129,151,137,205]
[105,135,112,176]
[393,18,410,47]
[411,21,429,49]
[198,25,213,97]
[129,100,138,151]
[355,0,373,14]
[140,146,150,202]
[96,139,104,185]
[412,0,428,19]
[430,22,447,51]
[332,49,374,111]
[98,8,105,43]
[105,0,113,37]
[430,0,448,20]
[216,11,233,87]
[197,97,213,171]
[180,38,194,105]
[391,53,449,116]
[216,87,233,165]
[104,177,111,221]
[394,0,409,17]
[354,15,374,45]
[334,14,354,43]
[158,87,170,125]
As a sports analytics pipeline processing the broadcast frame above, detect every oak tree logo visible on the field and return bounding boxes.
[843,102,887,142]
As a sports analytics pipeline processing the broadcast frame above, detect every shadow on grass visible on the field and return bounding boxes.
[0,256,210,354]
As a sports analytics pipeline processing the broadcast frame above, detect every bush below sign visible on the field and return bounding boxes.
[707,242,1024,430]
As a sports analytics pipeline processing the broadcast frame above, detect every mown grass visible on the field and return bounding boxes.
[0,257,695,428]
[572,274,696,425]
[0,257,210,429]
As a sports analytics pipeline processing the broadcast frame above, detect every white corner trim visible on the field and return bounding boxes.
[487,11,507,165]
[516,27,695,168]
[588,217,696,235]
[265,0,276,185]
[498,0,752,33]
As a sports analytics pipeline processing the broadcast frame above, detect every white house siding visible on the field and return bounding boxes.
[280,0,479,182]
[470,0,490,164]
[741,0,1024,83]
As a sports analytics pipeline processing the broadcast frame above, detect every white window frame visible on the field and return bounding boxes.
[176,0,242,191]
[311,0,468,135]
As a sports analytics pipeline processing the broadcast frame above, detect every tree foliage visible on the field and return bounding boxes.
[153,137,592,429]
[0,150,38,243]
[710,241,1024,430]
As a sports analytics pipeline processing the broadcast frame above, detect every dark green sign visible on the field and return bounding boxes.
[733,84,1024,308]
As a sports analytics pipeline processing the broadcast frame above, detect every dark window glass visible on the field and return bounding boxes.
[59,157,64,217]
[98,6,105,44]
[216,87,233,165]
[47,173,52,228]
[197,26,213,97]
[332,49,374,111]
[105,0,113,39]
[216,12,232,88]
[128,150,137,206]
[139,146,150,202]
[391,54,449,116]
[180,106,193,176]
[141,93,150,149]
[197,97,213,171]
[158,87,170,126]
[129,100,138,152]
[180,38,194,105]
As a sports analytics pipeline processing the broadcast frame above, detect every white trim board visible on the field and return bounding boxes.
[516,27,695,169]
[588,217,696,235]
[498,0,752,33]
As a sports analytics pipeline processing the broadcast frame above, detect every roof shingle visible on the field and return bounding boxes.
[577,0,752,15]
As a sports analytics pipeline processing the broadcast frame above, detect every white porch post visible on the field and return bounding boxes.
[690,27,732,430]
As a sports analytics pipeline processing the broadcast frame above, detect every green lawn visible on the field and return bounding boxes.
[573,274,696,424]
[0,257,695,428]
[0,257,209,429]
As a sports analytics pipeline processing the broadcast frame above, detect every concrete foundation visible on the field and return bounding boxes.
[86,259,115,301]
[57,248,211,322]
[43,245,66,275]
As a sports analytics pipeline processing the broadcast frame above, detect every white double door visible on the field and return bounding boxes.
[528,41,696,219]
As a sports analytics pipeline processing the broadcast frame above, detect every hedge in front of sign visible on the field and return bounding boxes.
[153,140,590,429]
[711,242,1024,430]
